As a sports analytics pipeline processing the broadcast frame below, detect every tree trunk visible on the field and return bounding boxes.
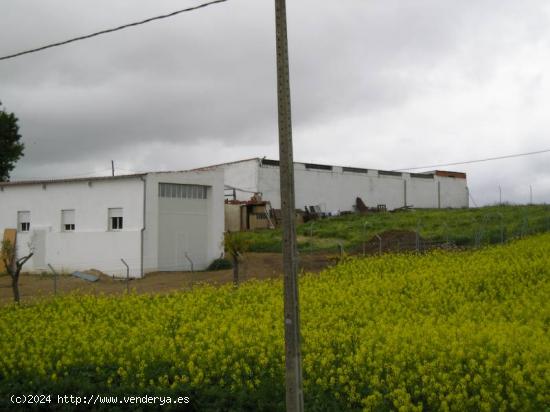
[11,274,20,303]
[232,254,239,287]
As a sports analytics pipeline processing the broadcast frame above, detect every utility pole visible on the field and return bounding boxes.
[498,185,502,205]
[274,1,303,411]
[111,160,115,177]
[529,185,533,204]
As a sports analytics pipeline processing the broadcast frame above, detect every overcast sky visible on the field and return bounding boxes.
[1,0,549,205]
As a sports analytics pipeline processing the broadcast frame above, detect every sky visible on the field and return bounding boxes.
[1,0,549,206]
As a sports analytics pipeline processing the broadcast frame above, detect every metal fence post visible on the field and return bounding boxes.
[415,220,421,253]
[363,221,369,256]
[185,252,194,273]
[375,234,382,255]
[337,242,344,259]
[121,258,130,294]
[47,264,58,296]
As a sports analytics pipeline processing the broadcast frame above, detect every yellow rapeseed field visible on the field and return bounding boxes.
[0,234,549,411]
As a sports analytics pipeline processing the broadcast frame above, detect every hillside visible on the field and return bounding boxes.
[244,204,550,252]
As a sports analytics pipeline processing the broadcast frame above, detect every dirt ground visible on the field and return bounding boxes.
[0,252,337,305]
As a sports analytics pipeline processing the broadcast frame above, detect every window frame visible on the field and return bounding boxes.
[17,211,31,233]
[61,209,76,232]
[108,208,124,231]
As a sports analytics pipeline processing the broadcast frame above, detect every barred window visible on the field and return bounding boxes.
[17,211,30,232]
[158,183,208,199]
[61,209,75,232]
[108,208,123,231]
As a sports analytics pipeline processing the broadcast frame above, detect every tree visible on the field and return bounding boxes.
[1,239,33,303]
[0,102,25,182]
[224,231,250,287]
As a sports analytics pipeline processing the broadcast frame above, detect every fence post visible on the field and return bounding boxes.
[521,210,529,237]
[375,234,382,255]
[121,258,130,294]
[496,212,504,243]
[47,264,58,296]
[185,252,194,273]
[309,222,315,253]
[337,242,344,259]
[363,221,369,256]
[415,219,422,253]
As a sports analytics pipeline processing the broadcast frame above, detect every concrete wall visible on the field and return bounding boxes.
[406,176,437,208]
[437,176,469,208]
[0,177,144,277]
[0,169,225,278]
[221,159,260,199]
[219,159,468,211]
[224,204,241,232]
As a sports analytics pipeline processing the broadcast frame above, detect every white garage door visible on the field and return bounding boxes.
[158,183,209,271]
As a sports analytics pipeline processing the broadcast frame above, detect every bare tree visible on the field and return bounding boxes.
[1,240,33,303]
[224,231,250,287]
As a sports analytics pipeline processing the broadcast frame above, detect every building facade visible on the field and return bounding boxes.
[208,158,468,212]
[0,170,224,278]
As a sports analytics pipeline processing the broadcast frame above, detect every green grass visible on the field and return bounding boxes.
[242,204,550,252]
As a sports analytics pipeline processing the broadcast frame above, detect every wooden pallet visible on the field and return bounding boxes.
[0,229,17,273]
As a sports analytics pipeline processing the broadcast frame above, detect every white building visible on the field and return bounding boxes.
[0,170,224,278]
[204,157,469,212]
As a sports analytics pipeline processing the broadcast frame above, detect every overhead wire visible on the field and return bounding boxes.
[0,0,228,61]
[393,148,550,172]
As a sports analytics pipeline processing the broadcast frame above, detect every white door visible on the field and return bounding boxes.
[32,229,47,269]
[158,186,209,271]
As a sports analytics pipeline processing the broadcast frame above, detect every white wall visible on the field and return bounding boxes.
[220,159,260,199]
[406,176,437,208]
[0,177,144,277]
[221,160,468,211]
[437,176,469,208]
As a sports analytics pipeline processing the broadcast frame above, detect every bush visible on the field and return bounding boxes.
[207,258,233,271]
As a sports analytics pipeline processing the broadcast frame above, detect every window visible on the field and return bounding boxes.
[158,183,208,199]
[305,163,332,171]
[61,210,75,231]
[109,208,123,230]
[17,211,30,232]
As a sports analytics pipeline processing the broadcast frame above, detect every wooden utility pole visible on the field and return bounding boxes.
[111,160,115,176]
[274,1,304,411]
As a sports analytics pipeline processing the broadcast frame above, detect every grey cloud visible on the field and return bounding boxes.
[1,0,549,204]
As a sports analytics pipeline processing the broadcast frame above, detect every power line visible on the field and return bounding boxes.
[0,0,228,62]
[393,148,550,172]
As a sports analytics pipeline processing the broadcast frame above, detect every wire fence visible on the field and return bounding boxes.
[296,207,550,258]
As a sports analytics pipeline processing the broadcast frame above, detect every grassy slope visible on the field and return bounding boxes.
[244,204,550,252]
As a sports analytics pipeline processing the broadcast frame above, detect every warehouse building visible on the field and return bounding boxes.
[0,170,224,278]
[203,157,468,212]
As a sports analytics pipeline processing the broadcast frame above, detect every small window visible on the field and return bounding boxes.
[109,208,123,230]
[17,211,30,232]
[158,183,208,200]
[61,209,75,232]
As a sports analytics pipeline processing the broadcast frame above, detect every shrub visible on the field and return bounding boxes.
[207,258,233,271]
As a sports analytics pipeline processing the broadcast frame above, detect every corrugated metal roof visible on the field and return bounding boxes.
[0,173,147,187]
[196,157,465,178]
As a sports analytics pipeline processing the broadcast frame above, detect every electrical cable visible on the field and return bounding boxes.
[0,0,228,61]
[393,148,550,172]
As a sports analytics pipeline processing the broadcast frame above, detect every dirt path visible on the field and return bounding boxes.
[0,252,337,305]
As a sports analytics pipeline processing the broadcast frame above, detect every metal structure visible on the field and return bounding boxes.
[121,258,130,294]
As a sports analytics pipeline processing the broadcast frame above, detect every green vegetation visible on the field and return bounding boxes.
[0,234,549,411]
[243,204,550,252]
[207,258,233,271]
